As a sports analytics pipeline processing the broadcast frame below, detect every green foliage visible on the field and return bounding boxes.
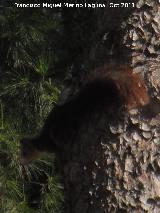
[0,8,62,131]
[0,8,64,213]
[0,8,53,68]
[0,65,60,131]
[0,127,64,213]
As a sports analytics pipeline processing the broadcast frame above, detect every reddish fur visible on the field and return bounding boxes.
[85,65,150,110]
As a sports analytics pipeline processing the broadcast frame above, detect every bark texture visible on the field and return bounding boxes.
[59,1,160,212]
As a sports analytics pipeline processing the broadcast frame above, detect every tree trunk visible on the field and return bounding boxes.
[59,1,160,212]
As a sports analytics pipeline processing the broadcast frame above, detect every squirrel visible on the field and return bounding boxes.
[20,65,150,164]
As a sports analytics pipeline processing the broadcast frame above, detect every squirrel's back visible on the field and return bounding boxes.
[85,65,150,110]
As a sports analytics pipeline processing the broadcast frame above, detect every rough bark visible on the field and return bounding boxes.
[59,1,160,212]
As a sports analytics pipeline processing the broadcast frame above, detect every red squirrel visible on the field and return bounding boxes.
[20,65,149,164]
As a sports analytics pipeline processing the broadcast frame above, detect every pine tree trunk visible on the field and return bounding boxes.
[59,1,160,212]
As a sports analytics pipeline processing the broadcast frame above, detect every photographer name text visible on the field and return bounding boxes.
[14,2,135,8]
